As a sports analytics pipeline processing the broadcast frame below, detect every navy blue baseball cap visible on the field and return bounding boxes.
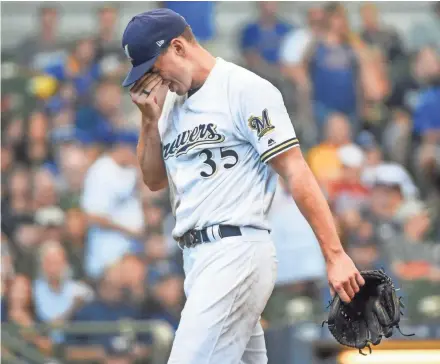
[122,9,188,87]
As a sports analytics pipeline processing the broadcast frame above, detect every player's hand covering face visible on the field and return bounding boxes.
[151,38,194,96]
[129,73,169,122]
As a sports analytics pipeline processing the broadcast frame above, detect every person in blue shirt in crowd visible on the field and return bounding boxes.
[147,261,184,332]
[163,1,215,43]
[44,38,101,105]
[241,1,292,65]
[412,47,440,139]
[240,1,293,86]
[304,3,361,136]
[75,80,125,144]
[411,47,440,196]
[69,264,142,346]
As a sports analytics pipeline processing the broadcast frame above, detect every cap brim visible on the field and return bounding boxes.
[122,56,159,87]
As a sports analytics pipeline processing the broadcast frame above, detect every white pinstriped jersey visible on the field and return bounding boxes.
[158,58,299,239]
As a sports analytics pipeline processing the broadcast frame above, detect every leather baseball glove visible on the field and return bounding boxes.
[323,269,413,355]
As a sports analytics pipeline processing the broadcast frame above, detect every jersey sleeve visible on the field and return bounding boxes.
[236,76,299,164]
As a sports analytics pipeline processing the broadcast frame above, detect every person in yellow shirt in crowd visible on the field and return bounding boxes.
[307,112,352,191]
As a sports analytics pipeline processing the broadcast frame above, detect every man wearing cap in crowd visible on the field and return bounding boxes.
[328,144,370,215]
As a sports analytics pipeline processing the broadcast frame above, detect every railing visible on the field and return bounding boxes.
[1,320,174,364]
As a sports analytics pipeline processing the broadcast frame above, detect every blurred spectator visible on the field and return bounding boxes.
[75,80,126,144]
[68,264,150,362]
[67,263,146,362]
[382,109,412,165]
[33,241,92,329]
[94,5,127,79]
[307,112,352,189]
[359,166,426,248]
[377,166,423,226]
[265,179,326,326]
[63,209,87,281]
[143,203,165,237]
[16,5,68,71]
[328,144,370,216]
[33,168,59,210]
[80,136,144,279]
[359,130,413,197]
[71,264,139,331]
[26,111,54,167]
[45,83,78,115]
[10,216,41,278]
[52,144,89,210]
[302,3,361,133]
[144,234,185,329]
[1,235,15,323]
[412,47,440,141]
[6,275,53,355]
[145,233,168,265]
[120,255,147,305]
[269,179,326,285]
[360,3,405,62]
[1,143,15,179]
[280,6,325,145]
[411,47,440,199]
[1,234,15,284]
[2,166,34,237]
[119,253,183,337]
[281,6,325,70]
[164,1,215,44]
[35,206,65,243]
[44,37,101,103]
[383,210,440,300]
[240,1,292,85]
[3,116,26,152]
[362,161,419,201]
[150,265,184,332]
[408,1,440,53]
[357,130,382,168]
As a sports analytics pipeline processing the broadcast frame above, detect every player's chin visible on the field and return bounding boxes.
[174,87,188,96]
[168,82,178,94]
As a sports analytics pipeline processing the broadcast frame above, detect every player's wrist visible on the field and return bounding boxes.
[323,247,345,264]
[141,115,159,131]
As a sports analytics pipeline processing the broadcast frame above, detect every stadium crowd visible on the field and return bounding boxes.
[1,2,440,362]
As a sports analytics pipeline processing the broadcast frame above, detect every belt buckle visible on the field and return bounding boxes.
[178,230,198,249]
[188,230,198,247]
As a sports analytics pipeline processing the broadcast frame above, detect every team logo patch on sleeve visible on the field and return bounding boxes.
[248,109,275,140]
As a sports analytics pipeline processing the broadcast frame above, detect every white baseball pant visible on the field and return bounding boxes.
[168,227,277,364]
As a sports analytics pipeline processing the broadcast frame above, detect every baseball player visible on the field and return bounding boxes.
[122,9,365,364]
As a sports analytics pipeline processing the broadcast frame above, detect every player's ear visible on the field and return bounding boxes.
[170,38,186,58]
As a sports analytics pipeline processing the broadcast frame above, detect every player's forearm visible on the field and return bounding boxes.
[137,117,168,191]
[287,165,344,263]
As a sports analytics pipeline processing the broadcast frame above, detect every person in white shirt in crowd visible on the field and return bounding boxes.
[269,179,326,286]
[358,130,419,201]
[80,133,144,279]
[280,6,325,73]
[33,241,93,341]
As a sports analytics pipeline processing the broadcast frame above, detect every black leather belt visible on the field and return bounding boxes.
[179,225,242,248]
